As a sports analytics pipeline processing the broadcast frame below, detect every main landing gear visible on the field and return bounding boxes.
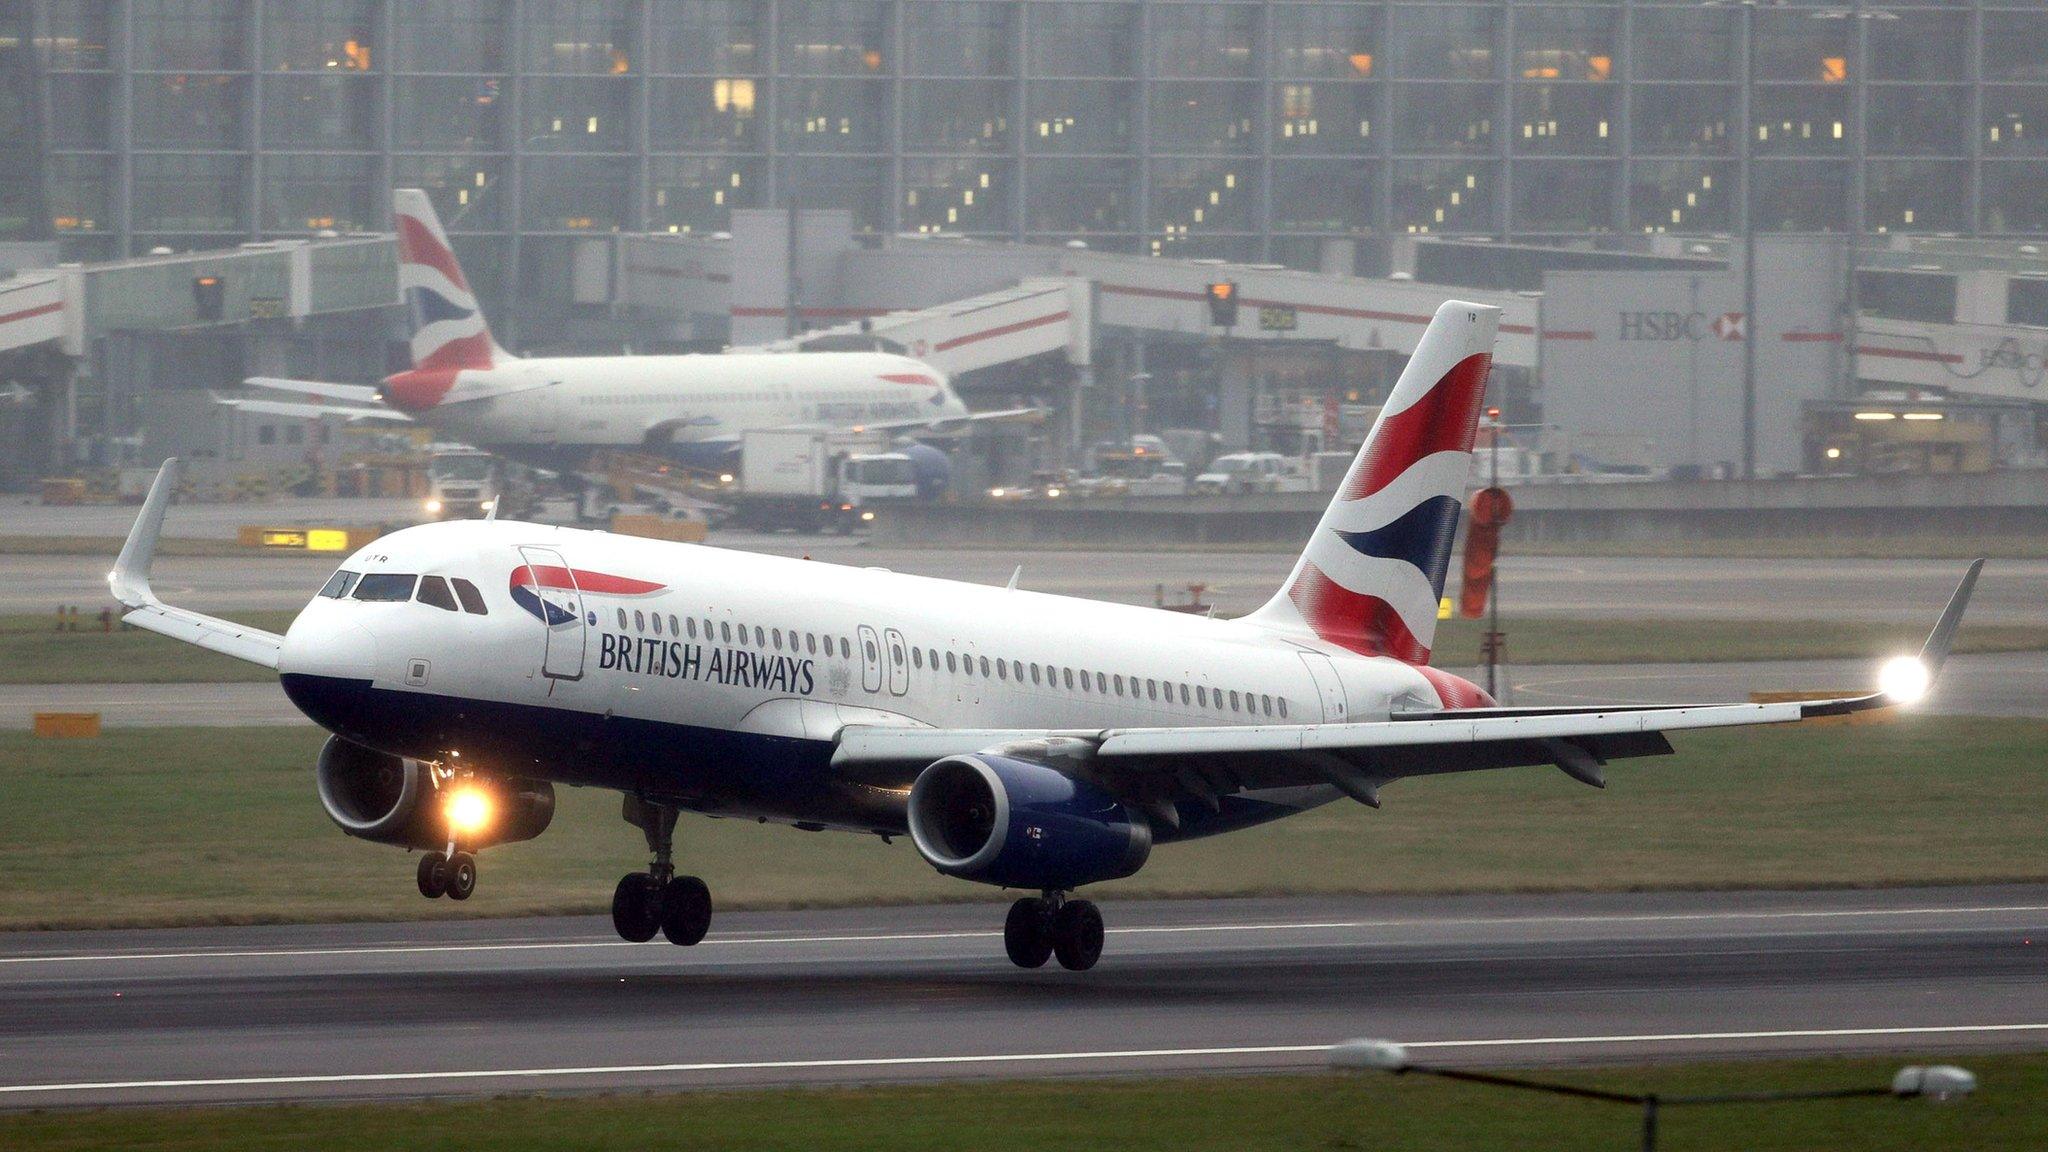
[610,798,714,946]
[1004,893,1104,971]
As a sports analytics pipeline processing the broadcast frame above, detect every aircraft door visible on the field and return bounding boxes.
[516,545,586,681]
[857,625,883,693]
[1297,652,1348,723]
[883,628,909,696]
[525,376,561,440]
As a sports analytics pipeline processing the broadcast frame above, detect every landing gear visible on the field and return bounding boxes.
[416,850,479,900]
[1004,894,1103,971]
[612,797,715,946]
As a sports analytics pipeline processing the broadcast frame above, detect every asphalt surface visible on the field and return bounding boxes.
[4,517,2040,624]
[6,648,2038,730]
[0,888,2041,1108]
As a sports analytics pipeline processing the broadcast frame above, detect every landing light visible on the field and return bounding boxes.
[989,487,1007,498]
[424,499,443,514]
[719,473,735,484]
[1045,487,1063,498]
[445,784,495,836]
[1879,656,1932,705]
[860,510,876,521]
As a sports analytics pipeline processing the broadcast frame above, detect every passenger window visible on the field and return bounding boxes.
[634,610,646,632]
[865,637,878,662]
[1114,675,1124,696]
[1096,671,1107,693]
[913,647,924,669]
[1278,697,1289,719]
[755,626,765,647]
[652,614,663,635]
[451,578,487,615]
[928,648,939,669]
[772,628,783,650]
[841,637,851,658]
[1230,691,1241,712]
[669,614,679,635]
[319,570,361,599]
[979,656,990,677]
[415,576,459,612]
[1064,668,1075,690]
[1147,679,1158,701]
[352,573,417,602]
[1262,694,1274,716]
[1197,686,1208,707]
[997,660,1008,681]
[1030,664,1041,685]
[721,622,733,643]
[618,609,629,629]
[1179,683,1191,705]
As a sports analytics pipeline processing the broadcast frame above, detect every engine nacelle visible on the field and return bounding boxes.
[314,735,555,851]
[907,754,1151,891]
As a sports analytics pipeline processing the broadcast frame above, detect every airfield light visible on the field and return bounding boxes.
[719,473,735,484]
[989,487,1007,498]
[1878,656,1932,705]
[1825,447,1842,460]
[445,784,495,837]
[860,510,876,522]
[1045,487,1063,498]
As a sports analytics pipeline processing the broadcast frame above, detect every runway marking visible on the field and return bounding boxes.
[3,1024,2045,1097]
[2,903,2043,967]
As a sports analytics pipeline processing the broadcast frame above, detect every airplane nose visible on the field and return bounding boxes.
[278,614,378,681]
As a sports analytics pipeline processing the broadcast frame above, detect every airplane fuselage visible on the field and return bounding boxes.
[277,520,1432,838]
[404,351,962,471]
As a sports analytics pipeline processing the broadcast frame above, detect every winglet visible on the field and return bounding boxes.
[110,458,178,609]
[1917,558,1984,681]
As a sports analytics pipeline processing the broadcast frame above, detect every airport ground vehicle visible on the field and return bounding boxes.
[730,429,923,533]
[109,301,1975,972]
[1192,452,1314,496]
[423,448,507,520]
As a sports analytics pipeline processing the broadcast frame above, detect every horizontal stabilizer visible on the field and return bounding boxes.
[215,394,412,424]
[244,376,383,404]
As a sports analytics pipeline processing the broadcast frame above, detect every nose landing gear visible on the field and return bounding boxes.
[610,797,715,945]
[415,850,478,900]
[1004,892,1104,971]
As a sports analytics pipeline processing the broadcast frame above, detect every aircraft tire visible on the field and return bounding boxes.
[611,873,662,942]
[1051,900,1104,971]
[660,875,713,946]
[1004,898,1053,969]
[445,853,478,901]
[416,852,448,899]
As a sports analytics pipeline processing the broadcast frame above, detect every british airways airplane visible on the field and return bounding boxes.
[222,189,1029,472]
[115,302,1979,971]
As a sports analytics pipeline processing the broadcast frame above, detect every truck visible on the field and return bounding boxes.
[733,428,925,532]
[1191,452,1314,496]
[424,447,510,520]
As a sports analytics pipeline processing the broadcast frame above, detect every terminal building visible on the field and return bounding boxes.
[0,2,2045,491]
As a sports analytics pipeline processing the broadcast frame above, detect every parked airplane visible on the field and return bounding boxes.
[116,301,1978,971]
[221,189,1030,472]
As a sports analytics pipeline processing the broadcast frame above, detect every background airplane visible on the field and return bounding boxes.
[221,189,1033,473]
[116,301,1977,972]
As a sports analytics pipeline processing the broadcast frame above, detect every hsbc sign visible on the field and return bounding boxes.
[1618,311,1746,342]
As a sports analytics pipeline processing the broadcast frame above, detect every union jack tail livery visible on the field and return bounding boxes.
[1247,300,1500,665]
[392,189,509,398]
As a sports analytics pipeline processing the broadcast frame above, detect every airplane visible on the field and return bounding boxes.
[220,189,1034,474]
[113,300,1981,972]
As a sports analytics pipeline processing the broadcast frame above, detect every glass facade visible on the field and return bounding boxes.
[24,2,2048,287]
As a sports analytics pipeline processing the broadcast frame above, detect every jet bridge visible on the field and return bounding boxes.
[749,278,1093,379]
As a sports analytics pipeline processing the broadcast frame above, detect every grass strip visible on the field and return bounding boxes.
[1,1054,2042,1151]
[7,610,2043,685]
[0,715,2041,930]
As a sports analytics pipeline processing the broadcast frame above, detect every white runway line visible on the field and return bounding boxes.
[3,903,2042,967]
[3,1023,2045,1097]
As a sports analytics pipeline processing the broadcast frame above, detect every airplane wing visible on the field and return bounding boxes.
[245,376,384,404]
[215,394,413,423]
[830,561,1983,814]
[108,460,286,670]
[759,407,1048,438]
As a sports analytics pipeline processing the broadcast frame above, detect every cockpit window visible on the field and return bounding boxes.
[320,570,360,599]
[352,573,418,602]
[416,576,459,612]
[451,578,487,615]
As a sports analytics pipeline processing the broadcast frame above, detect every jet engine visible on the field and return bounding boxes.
[314,735,555,851]
[906,753,1151,890]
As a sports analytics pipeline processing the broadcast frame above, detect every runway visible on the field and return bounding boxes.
[4,540,2039,625]
[1,887,2042,1108]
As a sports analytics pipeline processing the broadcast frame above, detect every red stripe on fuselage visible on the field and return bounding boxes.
[512,565,666,596]
[1343,353,1493,501]
[1415,664,1496,709]
[397,215,472,292]
[1287,563,1430,664]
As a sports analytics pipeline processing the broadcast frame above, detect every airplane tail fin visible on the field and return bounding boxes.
[1244,300,1500,664]
[393,188,508,373]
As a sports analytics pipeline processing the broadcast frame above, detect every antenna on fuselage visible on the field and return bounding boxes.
[1005,566,1021,592]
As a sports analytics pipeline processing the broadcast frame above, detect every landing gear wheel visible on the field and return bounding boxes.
[1051,900,1104,971]
[660,875,713,946]
[416,851,448,899]
[445,852,478,901]
[611,873,663,942]
[1004,898,1053,969]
